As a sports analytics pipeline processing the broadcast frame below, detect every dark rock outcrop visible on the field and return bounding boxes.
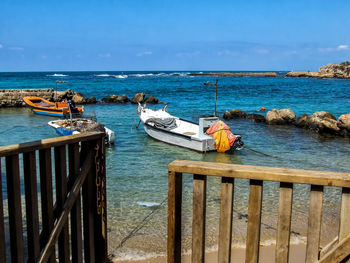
[102,94,130,104]
[266,108,296,125]
[131,93,146,104]
[144,96,159,104]
[307,111,340,134]
[294,113,309,128]
[223,109,247,120]
[246,114,266,123]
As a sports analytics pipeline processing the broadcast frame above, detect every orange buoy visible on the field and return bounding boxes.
[259,107,266,112]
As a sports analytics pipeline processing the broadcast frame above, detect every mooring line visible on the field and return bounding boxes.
[244,146,279,158]
[116,196,168,250]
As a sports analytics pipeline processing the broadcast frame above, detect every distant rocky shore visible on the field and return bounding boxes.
[286,61,350,79]
[0,89,160,107]
[188,72,278,77]
[224,108,350,138]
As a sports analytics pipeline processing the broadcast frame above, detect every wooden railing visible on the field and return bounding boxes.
[168,160,350,263]
[0,132,107,263]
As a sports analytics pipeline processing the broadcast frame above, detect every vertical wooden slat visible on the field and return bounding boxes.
[69,143,83,263]
[339,187,350,241]
[168,170,182,263]
[82,141,96,262]
[6,154,24,263]
[39,148,55,263]
[55,145,70,263]
[276,182,293,263]
[0,159,6,263]
[218,177,234,263]
[192,174,207,263]
[305,185,324,263]
[245,179,263,263]
[23,151,40,263]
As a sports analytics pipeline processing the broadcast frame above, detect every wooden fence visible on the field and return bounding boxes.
[168,160,350,263]
[0,132,107,263]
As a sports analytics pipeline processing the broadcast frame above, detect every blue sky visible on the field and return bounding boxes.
[1,0,350,71]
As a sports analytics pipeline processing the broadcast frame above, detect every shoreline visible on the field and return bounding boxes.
[188,72,277,77]
[112,243,306,263]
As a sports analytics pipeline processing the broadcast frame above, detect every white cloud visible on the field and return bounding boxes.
[176,50,200,57]
[98,53,111,58]
[136,51,152,57]
[9,46,24,51]
[318,45,349,53]
[217,49,239,56]
[337,45,349,50]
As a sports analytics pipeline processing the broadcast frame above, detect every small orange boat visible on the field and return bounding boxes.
[23,96,84,118]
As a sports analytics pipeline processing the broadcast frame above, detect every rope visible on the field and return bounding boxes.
[116,196,168,250]
[244,146,279,158]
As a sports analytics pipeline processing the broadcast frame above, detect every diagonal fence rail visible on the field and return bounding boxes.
[0,132,107,263]
[168,160,350,263]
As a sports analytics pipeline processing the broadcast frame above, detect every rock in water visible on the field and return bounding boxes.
[131,93,146,104]
[307,111,340,134]
[266,108,296,125]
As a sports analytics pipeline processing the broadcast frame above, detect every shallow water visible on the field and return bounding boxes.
[0,72,350,259]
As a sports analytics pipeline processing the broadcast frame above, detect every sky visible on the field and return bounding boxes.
[0,0,350,72]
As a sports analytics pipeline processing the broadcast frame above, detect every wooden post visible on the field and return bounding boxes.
[55,145,70,263]
[192,174,207,263]
[6,154,24,263]
[82,141,96,263]
[23,151,40,263]
[218,177,234,263]
[276,182,293,263]
[305,185,323,263]
[39,148,56,263]
[69,143,83,263]
[168,170,182,263]
[0,159,6,263]
[245,180,263,263]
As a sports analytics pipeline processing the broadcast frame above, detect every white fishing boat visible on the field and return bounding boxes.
[48,118,116,144]
[137,104,243,152]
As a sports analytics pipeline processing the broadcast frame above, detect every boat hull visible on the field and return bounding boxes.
[144,123,216,152]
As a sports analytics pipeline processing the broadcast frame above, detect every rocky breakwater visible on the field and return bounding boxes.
[0,89,96,107]
[286,61,350,79]
[223,108,350,138]
[189,72,277,77]
[101,93,159,104]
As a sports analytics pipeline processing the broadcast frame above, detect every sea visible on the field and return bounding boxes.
[0,71,350,260]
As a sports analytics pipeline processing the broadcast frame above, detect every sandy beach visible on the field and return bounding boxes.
[113,244,306,263]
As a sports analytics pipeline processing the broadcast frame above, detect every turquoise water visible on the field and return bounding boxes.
[0,72,350,259]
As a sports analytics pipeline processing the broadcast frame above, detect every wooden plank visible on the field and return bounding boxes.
[339,187,350,241]
[245,180,263,263]
[54,145,70,263]
[218,177,234,263]
[168,160,350,188]
[318,232,350,263]
[39,148,55,263]
[37,149,93,263]
[0,159,6,263]
[167,170,182,263]
[68,143,83,263]
[23,151,40,263]
[82,142,96,263]
[306,185,324,263]
[0,131,104,157]
[192,174,207,263]
[6,154,24,263]
[275,182,293,263]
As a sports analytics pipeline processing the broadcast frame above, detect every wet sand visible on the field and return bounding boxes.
[113,243,306,263]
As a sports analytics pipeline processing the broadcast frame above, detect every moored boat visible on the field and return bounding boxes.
[23,96,84,117]
[48,118,115,144]
[137,104,243,152]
